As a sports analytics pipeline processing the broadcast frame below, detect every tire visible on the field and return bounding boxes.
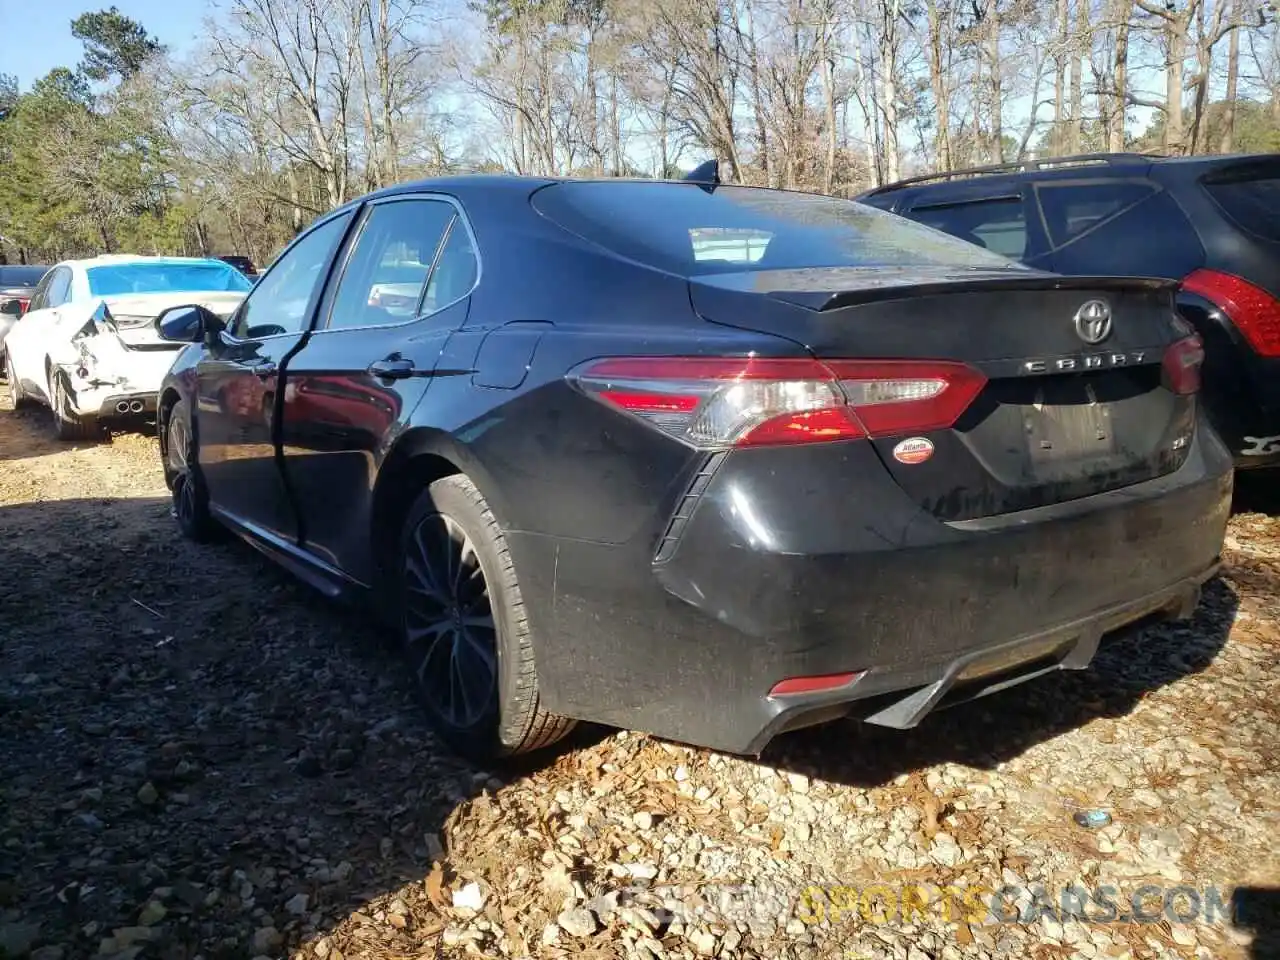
[4,352,32,410]
[50,370,101,442]
[399,475,575,760]
[166,398,219,542]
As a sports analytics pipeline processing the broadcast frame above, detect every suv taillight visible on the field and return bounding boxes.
[1182,268,1280,357]
[569,356,987,448]
[1162,335,1205,395]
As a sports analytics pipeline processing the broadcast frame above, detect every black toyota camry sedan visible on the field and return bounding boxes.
[154,172,1232,760]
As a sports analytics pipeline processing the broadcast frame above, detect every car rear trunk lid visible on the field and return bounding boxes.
[689,267,1196,520]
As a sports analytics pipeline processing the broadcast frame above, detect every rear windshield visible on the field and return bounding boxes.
[87,261,253,296]
[0,265,48,287]
[531,182,1023,276]
[1202,172,1280,242]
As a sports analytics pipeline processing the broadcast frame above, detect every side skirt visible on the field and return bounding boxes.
[210,504,361,603]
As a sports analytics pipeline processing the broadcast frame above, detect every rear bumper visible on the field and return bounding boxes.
[60,366,161,419]
[750,563,1216,752]
[66,383,158,419]
[515,416,1233,755]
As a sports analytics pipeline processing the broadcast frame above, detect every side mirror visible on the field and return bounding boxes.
[156,304,223,343]
[0,299,24,318]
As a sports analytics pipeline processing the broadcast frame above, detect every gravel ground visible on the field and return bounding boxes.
[0,392,1277,960]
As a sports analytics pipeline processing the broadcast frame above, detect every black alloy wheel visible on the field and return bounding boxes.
[166,399,217,542]
[398,476,575,760]
[403,510,498,730]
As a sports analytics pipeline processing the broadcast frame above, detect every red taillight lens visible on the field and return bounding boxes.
[571,356,986,448]
[17,298,29,312]
[1182,268,1280,357]
[1162,334,1205,395]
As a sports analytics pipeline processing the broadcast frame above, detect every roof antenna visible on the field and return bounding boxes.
[683,159,721,192]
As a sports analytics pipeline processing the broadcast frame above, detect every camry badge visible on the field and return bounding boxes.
[1074,299,1113,344]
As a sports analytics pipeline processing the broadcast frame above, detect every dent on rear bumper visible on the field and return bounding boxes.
[514,418,1233,755]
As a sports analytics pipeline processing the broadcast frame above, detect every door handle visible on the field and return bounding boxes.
[251,361,277,379]
[368,357,415,380]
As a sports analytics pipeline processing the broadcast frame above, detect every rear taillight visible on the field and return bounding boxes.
[1162,334,1205,395]
[570,356,987,448]
[1182,268,1280,357]
[17,298,28,312]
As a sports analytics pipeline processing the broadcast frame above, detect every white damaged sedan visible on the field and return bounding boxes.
[3,255,251,440]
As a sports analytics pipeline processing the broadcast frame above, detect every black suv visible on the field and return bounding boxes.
[859,152,1280,470]
[216,254,258,278]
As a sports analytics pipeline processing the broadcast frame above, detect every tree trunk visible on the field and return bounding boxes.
[353,0,380,190]
[1054,0,1068,152]
[972,45,985,164]
[820,14,837,193]
[1165,19,1187,153]
[1076,0,1090,150]
[852,34,880,186]
[1110,0,1131,151]
[986,0,1002,162]
[376,0,399,184]
[1220,0,1239,154]
[1069,0,1084,153]
[925,0,952,170]
[287,167,304,235]
[1188,0,1210,153]
[585,30,601,174]
[880,0,902,183]
[610,73,622,176]
[742,0,772,186]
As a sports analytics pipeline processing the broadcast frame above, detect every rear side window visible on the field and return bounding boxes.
[46,268,73,307]
[1036,181,1158,248]
[906,197,1028,259]
[1203,173,1280,242]
[531,182,1020,276]
[325,199,457,329]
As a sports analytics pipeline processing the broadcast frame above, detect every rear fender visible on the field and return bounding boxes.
[376,425,515,531]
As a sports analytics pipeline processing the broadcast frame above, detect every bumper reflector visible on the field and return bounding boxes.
[769,671,864,697]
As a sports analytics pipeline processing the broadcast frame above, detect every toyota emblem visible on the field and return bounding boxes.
[1073,299,1113,344]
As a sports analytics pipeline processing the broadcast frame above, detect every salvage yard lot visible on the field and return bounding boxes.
[0,395,1277,960]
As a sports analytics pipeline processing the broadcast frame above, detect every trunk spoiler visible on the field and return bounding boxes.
[705,271,1181,312]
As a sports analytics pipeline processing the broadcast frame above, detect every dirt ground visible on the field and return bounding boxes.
[1,389,1277,960]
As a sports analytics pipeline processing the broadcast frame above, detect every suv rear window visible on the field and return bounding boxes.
[1036,181,1158,247]
[1203,173,1280,242]
[906,196,1027,258]
[531,182,1021,276]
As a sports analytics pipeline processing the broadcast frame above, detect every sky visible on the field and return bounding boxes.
[0,0,204,89]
